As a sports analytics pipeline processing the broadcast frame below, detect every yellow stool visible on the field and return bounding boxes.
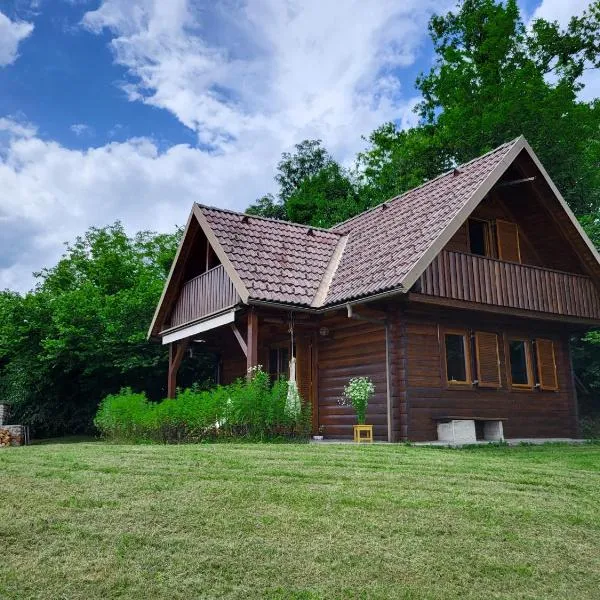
[353,424,373,443]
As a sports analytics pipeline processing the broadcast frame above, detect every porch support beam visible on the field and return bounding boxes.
[247,309,259,376]
[230,324,248,357]
[168,339,189,399]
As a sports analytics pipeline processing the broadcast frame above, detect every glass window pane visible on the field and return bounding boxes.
[509,340,529,385]
[446,334,467,382]
[469,220,487,256]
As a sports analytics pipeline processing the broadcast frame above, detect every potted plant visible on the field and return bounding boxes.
[339,377,375,442]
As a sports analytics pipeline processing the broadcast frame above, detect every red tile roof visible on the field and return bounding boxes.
[200,205,343,306]
[199,138,520,308]
[325,139,519,304]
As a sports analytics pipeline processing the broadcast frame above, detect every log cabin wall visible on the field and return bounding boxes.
[402,305,578,441]
[317,312,388,440]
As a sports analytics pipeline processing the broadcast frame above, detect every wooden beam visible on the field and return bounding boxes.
[247,309,259,375]
[168,339,189,399]
[408,292,600,327]
[230,323,248,356]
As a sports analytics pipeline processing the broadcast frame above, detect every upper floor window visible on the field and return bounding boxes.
[468,219,490,256]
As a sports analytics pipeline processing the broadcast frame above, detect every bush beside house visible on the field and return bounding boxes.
[94,368,311,443]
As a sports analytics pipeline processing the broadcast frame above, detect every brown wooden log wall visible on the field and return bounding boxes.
[169,264,240,328]
[402,310,578,441]
[317,314,388,440]
[418,250,600,320]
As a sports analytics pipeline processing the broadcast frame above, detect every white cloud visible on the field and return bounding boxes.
[2,0,445,291]
[70,123,94,136]
[0,11,34,67]
[530,0,593,26]
[81,0,439,157]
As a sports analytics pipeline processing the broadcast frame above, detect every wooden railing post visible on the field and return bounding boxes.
[247,309,258,377]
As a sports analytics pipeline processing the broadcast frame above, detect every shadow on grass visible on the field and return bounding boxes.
[31,435,98,446]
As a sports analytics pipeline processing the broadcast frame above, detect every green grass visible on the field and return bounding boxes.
[1,442,600,599]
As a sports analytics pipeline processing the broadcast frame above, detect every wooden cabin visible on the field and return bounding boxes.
[149,137,600,442]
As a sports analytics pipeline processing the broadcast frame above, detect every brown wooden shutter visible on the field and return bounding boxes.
[475,332,501,388]
[535,339,558,391]
[295,336,312,405]
[496,220,521,263]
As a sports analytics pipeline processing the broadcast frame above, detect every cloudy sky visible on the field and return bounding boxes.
[0,0,596,292]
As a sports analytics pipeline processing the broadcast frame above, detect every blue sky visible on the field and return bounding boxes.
[0,0,595,291]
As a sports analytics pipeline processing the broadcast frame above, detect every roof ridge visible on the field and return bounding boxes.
[197,203,343,236]
[329,137,522,232]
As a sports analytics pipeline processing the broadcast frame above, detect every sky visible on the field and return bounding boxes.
[0,0,596,292]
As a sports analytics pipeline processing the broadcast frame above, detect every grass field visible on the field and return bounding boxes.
[1,441,600,599]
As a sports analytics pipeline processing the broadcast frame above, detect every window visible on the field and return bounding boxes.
[468,219,490,256]
[475,332,501,388]
[268,345,289,381]
[535,339,558,391]
[444,331,471,385]
[508,339,533,388]
[496,220,521,263]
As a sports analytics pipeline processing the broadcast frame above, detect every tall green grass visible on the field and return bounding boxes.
[94,368,311,443]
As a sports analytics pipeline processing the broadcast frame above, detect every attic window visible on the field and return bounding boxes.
[468,219,489,256]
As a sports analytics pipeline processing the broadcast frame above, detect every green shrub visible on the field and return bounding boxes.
[94,368,311,443]
[580,415,600,440]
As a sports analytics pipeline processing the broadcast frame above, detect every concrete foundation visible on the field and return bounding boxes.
[437,420,476,444]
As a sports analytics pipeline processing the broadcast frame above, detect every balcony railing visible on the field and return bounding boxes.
[169,264,240,328]
[416,250,600,320]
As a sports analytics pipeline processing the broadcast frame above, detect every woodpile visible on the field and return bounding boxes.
[0,428,11,447]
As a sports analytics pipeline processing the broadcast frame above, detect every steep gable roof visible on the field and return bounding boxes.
[325,138,522,304]
[150,135,600,336]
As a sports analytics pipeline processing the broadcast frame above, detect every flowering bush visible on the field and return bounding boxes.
[339,377,375,425]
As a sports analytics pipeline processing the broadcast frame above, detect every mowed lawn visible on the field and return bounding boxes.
[1,442,600,599]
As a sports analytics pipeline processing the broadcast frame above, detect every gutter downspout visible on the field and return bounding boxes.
[346,304,394,443]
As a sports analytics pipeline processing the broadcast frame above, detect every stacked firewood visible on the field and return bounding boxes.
[0,428,11,447]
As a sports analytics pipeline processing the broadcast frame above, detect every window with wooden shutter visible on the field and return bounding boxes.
[475,332,501,388]
[535,339,559,391]
[507,338,534,389]
[444,330,472,385]
[496,219,521,263]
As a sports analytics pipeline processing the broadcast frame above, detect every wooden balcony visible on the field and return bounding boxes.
[416,250,600,321]
[169,264,240,328]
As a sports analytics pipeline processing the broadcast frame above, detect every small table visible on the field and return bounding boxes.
[353,424,373,443]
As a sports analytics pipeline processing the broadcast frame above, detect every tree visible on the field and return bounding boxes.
[247,139,360,226]
[0,223,215,437]
[356,123,450,208]
[246,194,286,220]
[416,0,600,215]
[286,162,361,228]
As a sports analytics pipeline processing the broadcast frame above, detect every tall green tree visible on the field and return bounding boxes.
[0,223,214,436]
[286,162,361,228]
[247,139,358,225]
[356,124,449,208]
[416,0,600,215]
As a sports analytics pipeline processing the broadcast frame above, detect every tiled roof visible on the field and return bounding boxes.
[199,138,520,308]
[200,205,343,305]
[325,138,519,304]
